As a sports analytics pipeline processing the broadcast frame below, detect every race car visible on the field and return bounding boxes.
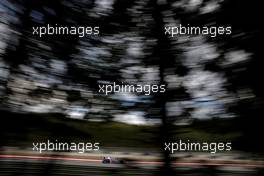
[102,156,125,164]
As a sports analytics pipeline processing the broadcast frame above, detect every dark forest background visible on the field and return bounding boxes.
[0,0,263,175]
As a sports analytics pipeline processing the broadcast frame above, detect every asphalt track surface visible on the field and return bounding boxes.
[0,154,263,175]
[0,154,263,167]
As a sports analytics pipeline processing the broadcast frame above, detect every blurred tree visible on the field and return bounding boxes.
[0,1,263,175]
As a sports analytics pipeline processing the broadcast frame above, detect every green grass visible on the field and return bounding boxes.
[0,111,241,150]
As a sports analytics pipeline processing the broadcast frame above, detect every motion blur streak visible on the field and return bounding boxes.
[1,154,263,168]
[0,0,263,175]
